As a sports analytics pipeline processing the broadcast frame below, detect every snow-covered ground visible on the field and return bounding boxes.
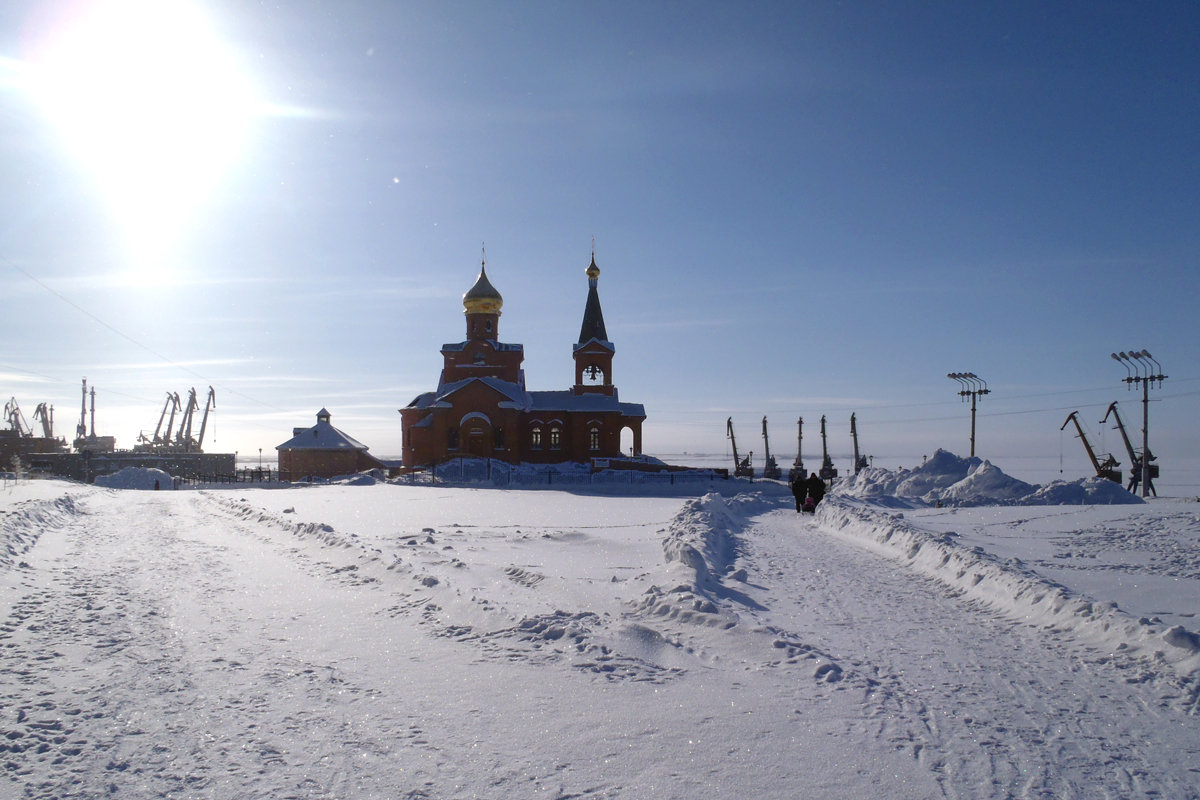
[1,458,1198,799]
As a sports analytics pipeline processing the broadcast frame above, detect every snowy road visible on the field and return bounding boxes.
[734,507,1200,799]
[1,490,444,798]
[2,482,1198,799]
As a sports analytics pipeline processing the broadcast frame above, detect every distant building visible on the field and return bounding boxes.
[276,408,385,481]
[400,254,646,467]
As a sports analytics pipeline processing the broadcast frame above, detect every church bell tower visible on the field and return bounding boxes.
[572,253,616,396]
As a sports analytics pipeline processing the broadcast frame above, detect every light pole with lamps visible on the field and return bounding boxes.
[948,372,989,458]
[1111,350,1165,498]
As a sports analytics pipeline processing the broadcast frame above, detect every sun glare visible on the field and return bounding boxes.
[24,0,258,273]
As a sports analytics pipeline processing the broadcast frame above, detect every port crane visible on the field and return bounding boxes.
[175,388,200,451]
[850,413,869,474]
[75,378,89,444]
[1060,411,1120,483]
[195,386,216,450]
[818,415,838,483]
[4,398,31,436]
[726,417,753,478]
[1100,402,1156,496]
[761,416,782,479]
[139,392,181,447]
[72,378,115,453]
[788,416,805,483]
[32,403,55,440]
[163,392,182,444]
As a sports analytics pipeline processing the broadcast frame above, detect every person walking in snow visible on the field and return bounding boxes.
[806,472,825,508]
[790,474,806,512]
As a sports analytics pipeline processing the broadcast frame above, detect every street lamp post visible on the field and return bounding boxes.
[1111,350,1166,498]
[948,373,989,458]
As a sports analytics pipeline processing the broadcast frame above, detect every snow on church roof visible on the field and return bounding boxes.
[276,409,370,452]
[441,340,524,353]
[403,380,645,419]
[406,376,532,411]
[528,391,646,418]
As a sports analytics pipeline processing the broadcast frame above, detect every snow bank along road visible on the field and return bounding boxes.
[1,480,1198,799]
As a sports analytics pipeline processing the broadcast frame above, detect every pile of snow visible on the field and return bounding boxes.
[1020,476,1144,505]
[331,468,387,486]
[94,467,173,491]
[835,449,1141,507]
[634,492,779,627]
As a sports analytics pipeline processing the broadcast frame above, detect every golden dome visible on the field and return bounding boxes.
[463,263,502,315]
[586,253,600,280]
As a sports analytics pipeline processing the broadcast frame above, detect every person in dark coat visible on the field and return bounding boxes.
[790,474,806,512]
[806,472,825,507]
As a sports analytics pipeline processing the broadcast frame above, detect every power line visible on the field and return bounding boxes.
[4,257,289,415]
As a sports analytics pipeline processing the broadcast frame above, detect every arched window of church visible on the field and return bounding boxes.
[549,426,562,450]
[448,428,458,449]
[588,426,601,451]
[531,426,542,449]
[494,427,505,449]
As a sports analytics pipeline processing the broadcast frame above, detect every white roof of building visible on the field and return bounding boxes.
[276,409,370,452]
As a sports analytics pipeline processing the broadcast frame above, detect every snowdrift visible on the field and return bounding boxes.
[0,494,82,572]
[634,492,780,628]
[94,467,174,491]
[814,496,1200,682]
[835,449,1143,507]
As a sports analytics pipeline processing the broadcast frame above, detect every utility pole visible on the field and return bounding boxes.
[948,373,989,458]
[1111,350,1166,498]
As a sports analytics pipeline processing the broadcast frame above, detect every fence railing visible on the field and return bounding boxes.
[394,459,728,489]
[177,467,275,486]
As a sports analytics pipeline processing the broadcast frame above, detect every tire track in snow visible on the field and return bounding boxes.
[0,492,449,799]
[733,507,1200,800]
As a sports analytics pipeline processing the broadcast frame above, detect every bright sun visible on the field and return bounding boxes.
[24,0,258,272]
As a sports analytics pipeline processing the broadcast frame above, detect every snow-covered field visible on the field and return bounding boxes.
[2,457,1198,799]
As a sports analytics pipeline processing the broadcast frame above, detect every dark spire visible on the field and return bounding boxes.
[577,252,608,344]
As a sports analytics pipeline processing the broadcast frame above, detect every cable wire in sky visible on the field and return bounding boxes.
[3,257,289,416]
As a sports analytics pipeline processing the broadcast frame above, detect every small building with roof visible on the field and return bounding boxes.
[400,253,646,467]
[276,408,386,481]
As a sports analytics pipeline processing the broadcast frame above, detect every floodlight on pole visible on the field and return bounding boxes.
[1111,352,1132,379]
[948,371,990,458]
[1111,349,1166,498]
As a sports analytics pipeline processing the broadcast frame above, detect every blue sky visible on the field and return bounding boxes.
[1,0,1197,478]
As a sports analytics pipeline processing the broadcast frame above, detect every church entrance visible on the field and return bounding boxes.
[461,413,493,458]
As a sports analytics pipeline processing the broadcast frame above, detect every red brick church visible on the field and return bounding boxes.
[400,253,646,467]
